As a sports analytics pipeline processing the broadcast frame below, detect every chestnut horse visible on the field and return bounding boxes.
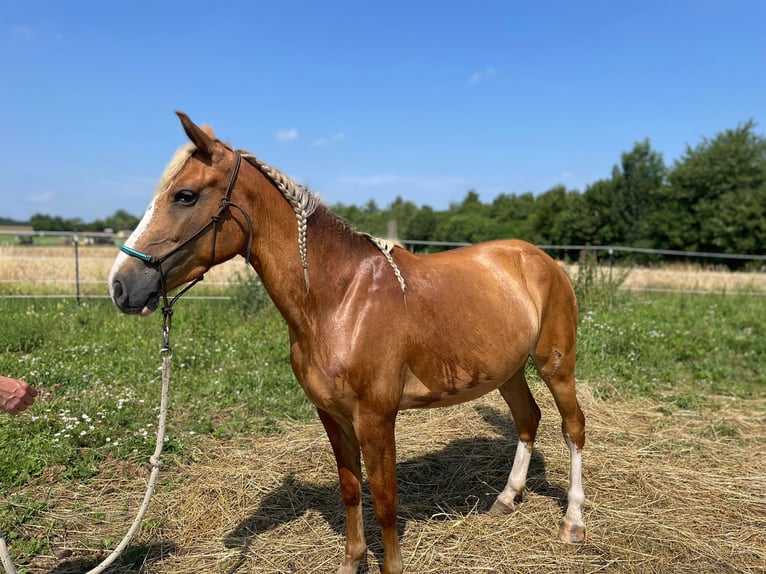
[109,112,586,573]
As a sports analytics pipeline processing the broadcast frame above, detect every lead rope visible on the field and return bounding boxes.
[0,310,174,574]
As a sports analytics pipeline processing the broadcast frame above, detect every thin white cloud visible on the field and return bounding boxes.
[340,174,401,187]
[339,174,468,193]
[25,191,55,204]
[313,133,346,147]
[8,24,64,43]
[10,25,35,41]
[96,176,158,197]
[538,169,592,192]
[467,66,496,86]
[275,129,299,142]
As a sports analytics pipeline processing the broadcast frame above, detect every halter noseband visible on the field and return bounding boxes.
[119,151,254,312]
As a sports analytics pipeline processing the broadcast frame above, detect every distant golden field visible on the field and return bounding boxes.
[1,245,765,296]
[561,262,766,294]
[0,245,255,296]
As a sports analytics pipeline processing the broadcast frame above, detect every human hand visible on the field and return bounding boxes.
[0,376,38,415]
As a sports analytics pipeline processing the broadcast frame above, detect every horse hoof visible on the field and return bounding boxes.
[558,519,586,544]
[488,498,515,515]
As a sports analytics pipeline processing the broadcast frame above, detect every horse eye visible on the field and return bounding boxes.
[174,189,199,206]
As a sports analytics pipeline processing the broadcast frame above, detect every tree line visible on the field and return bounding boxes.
[333,120,766,261]
[15,120,766,263]
[21,209,141,234]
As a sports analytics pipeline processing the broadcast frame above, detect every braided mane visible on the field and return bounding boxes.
[240,151,406,297]
[242,152,319,291]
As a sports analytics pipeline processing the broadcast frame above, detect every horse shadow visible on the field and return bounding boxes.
[45,541,177,573]
[224,404,568,572]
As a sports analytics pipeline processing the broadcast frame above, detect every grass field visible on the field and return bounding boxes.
[0,252,765,572]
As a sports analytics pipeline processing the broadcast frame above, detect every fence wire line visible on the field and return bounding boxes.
[402,240,766,261]
[1,242,765,299]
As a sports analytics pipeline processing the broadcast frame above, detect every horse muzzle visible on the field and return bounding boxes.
[109,266,162,316]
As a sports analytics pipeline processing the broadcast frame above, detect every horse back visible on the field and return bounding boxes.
[400,239,575,325]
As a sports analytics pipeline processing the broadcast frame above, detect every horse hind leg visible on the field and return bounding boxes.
[490,367,542,514]
[533,344,587,544]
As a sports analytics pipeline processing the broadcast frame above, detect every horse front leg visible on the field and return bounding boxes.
[356,412,403,574]
[317,409,367,574]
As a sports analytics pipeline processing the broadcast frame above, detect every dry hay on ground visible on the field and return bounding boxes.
[11,384,766,574]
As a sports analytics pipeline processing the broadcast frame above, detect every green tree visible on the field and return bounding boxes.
[433,213,500,244]
[387,196,419,239]
[333,199,388,236]
[490,192,536,239]
[30,214,64,231]
[656,120,766,253]
[406,205,439,243]
[451,190,487,216]
[613,139,666,245]
[705,186,766,254]
[104,209,140,231]
[527,185,573,245]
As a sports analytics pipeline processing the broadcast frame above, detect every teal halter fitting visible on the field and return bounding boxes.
[119,244,154,263]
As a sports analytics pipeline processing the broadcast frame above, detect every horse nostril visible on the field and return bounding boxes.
[111,278,125,304]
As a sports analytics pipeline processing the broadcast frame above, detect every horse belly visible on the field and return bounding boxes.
[399,279,538,410]
[399,334,531,410]
[400,370,508,409]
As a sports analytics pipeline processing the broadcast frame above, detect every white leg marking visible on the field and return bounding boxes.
[495,440,532,509]
[108,200,156,299]
[559,434,586,542]
[564,435,584,523]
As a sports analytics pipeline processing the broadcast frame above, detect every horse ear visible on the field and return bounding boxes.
[175,111,215,156]
[201,124,217,139]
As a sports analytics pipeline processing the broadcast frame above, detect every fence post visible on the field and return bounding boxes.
[74,235,81,304]
[387,219,398,241]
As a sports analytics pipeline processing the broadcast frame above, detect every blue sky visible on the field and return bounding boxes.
[1,1,764,222]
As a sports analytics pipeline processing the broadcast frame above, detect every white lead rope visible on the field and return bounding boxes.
[0,349,172,574]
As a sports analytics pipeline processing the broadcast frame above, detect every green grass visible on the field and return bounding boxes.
[568,254,764,403]
[0,295,311,488]
[575,292,765,402]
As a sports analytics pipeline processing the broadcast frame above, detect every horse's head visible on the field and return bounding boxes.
[109,112,250,315]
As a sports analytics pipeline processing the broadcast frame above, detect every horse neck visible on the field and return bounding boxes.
[239,165,362,332]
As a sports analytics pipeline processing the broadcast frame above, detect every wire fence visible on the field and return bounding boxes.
[402,239,766,262]
[1,233,765,300]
